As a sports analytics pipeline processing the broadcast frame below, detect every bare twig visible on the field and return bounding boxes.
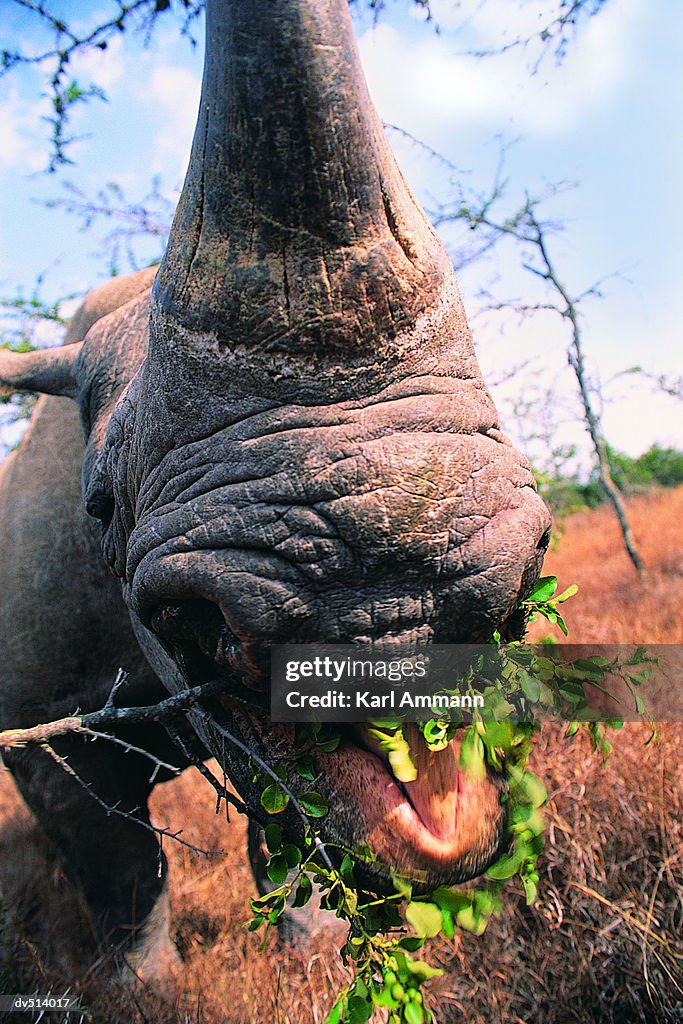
[439,179,646,575]
[0,676,235,750]
[164,723,247,820]
[467,0,610,66]
[41,741,223,860]
[40,179,175,274]
[2,0,203,170]
[0,670,321,864]
[196,709,335,872]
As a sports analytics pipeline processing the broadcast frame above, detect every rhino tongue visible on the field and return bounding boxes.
[402,724,459,841]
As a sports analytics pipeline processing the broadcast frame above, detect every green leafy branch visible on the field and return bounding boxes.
[246,578,657,1022]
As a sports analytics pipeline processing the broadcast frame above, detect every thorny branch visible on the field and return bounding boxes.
[468,0,610,65]
[196,708,336,871]
[0,674,230,748]
[41,741,224,862]
[0,672,236,859]
[0,669,334,868]
[3,0,203,171]
[164,722,244,820]
[41,179,175,274]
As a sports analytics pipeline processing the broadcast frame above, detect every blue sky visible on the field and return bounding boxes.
[1,0,681,470]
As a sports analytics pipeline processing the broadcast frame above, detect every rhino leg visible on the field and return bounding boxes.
[0,395,184,975]
[3,732,181,977]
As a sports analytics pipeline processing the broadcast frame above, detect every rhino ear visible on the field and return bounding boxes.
[0,342,83,400]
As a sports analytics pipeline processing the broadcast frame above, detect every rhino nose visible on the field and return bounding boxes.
[150,599,224,647]
[148,599,252,685]
[537,526,552,556]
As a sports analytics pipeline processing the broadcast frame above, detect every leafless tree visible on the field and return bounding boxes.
[436,177,645,574]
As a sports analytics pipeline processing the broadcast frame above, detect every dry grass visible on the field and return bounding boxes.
[1,489,682,1023]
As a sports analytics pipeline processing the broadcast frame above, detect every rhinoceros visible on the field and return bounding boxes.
[0,0,550,975]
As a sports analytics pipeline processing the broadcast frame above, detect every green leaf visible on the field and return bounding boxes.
[421,720,451,750]
[439,907,455,939]
[293,875,313,907]
[292,755,316,781]
[404,1002,424,1024]
[264,823,283,853]
[266,854,289,884]
[522,872,539,905]
[473,889,499,918]
[283,843,302,868]
[347,994,373,1024]
[405,901,443,938]
[486,844,528,880]
[265,894,287,922]
[340,853,356,883]
[455,904,488,935]
[399,956,443,982]
[317,735,341,752]
[344,889,358,915]
[388,744,418,783]
[526,576,558,602]
[458,729,486,781]
[374,987,399,1009]
[519,670,541,703]
[354,978,369,1001]
[260,783,289,814]
[555,583,579,603]
[324,997,345,1024]
[511,805,545,838]
[515,770,547,808]
[430,887,471,914]
[250,886,287,909]
[555,612,569,636]
[392,874,413,900]
[300,791,329,817]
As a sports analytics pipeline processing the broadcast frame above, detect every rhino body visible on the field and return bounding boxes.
[0,0,550,972]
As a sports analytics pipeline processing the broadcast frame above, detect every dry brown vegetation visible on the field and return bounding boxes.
[1,489,681,1023]
[527,485,683,644]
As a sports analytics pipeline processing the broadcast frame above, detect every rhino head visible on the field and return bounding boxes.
[1,0,550,890]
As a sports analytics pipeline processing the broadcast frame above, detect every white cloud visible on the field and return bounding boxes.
[71,32,126,92]
[32,317,65,349]
[0,88,50,174]
[357,0,645,142]
[476,304,683,469]
[602,387,683,458]
[58,296,83,322]
[147,64,202,180]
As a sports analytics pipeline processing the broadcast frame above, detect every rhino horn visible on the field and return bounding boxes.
[0,343,82,399]
[152,0,453,359]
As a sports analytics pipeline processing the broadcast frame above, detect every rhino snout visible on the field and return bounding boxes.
[128,461,550,681]
[146,597,269,692]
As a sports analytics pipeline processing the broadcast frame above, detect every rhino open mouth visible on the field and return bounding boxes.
[208,698,506,889]
[143,598,507,886]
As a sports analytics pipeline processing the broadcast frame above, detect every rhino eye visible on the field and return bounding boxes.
[85,489,115,529]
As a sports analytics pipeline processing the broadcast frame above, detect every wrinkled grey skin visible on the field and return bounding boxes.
[0,0,550,975]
